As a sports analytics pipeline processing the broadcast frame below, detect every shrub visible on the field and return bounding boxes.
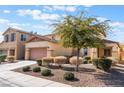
[92,59,99,68]
[7,56,15,63]
[83,60,88,64]
[33,67,41,72]
[84,56,91,61]
[41,69,51,76]
[89,61,92,63]
[107,57,119,65]
[0,55,7,62]
[22,66,30,72]
[64,72,75,81]
[54,56,67,64]
[93,58,112,71]
[69,56,83,64]
[42,57,53,66]
[36,59,42,66]
[98,58,112,71]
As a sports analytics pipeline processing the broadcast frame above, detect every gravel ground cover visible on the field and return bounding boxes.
[13,64,124,87]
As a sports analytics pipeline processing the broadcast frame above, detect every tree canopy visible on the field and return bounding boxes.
[53,12,110,49]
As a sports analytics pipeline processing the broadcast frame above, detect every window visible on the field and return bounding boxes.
[4,35,9,42]
[9,49,15,56]
[104,48,112,57]
[83,48,88,56]
[11,33,16,41]
[21,34,27,41]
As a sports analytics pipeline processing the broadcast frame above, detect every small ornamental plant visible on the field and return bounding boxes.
[36,59,42,66]
[41,69,51,76]
[54,56,67,64]
[22,66,30,72]
[42,57,54,67]
[33,67,41,72]
[93,58,112,71]
[64,72,75,81]
[69,56,83,64]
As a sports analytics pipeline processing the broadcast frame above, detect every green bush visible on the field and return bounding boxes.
[98,58,112,71]
[33,67,41,72]
[22,66,30,72]
[89,61,92,63]
[84,56,91,64]
[83,60,88,64]
[36,59,42,66]
[0,55,7,62]
[41,69,51,76]
[92,59,99,68]
[93,58,112,71]
[64,72,75,81]
[84,56,91,61]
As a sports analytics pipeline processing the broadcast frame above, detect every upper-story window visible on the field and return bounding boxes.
[4,35,9,42]
[11,33,16,41]
[20,34,27,41]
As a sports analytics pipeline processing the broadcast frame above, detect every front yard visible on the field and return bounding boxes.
[13,63,124,87]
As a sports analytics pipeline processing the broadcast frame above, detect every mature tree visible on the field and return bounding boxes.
[53,12,110,71]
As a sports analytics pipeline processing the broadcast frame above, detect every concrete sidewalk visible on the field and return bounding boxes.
[0,61,71,87]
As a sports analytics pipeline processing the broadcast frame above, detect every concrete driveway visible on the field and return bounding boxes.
[0,61,71,87]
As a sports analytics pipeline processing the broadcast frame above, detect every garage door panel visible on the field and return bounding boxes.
[30,48,47,60]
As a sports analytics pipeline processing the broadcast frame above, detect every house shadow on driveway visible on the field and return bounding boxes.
[94,68,124,87]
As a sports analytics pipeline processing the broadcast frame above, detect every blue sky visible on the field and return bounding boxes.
[0,5,124,43]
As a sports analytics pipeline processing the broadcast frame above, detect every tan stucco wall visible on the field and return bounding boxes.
[25,41,73,59]
[49,42,73,57]
[89,43,120,60]
[26,41,50,48]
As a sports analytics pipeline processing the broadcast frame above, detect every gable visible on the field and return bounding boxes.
[3,28,17,35]
[27,37,46,43]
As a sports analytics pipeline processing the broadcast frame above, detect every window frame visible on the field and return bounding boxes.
[11,33,16,42]
[20,34,27,41]
[4,34,9,42]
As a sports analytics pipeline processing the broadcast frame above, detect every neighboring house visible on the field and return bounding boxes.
[25,34,121,60]
[0,27,36,60]
[120,44,124,61]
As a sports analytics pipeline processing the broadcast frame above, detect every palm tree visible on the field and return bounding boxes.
[53,12,110,71]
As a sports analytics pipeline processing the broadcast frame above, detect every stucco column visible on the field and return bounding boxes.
[7,49,10,57]
[15,48,18,60]
[25,48,30,60]
[47,48,54,57]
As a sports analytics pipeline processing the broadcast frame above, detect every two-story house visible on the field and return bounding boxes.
[0,27,36,60]
[0,27,121,61]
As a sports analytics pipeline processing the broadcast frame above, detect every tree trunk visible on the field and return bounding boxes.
[76,48,80,72]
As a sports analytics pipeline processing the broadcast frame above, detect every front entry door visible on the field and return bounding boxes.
[104,48,112,57]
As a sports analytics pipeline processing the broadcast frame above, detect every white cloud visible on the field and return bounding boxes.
[110,21,124,28]
[16,9,60,20]
[0,31,4,42]
[83,5,93,8]
[0,18,30,30]
[32,24,53,30]
[0,18,10,24]
[43,5,76,12]
[3,10,11,14]
[16,9,32,16]
[97,17,108,22]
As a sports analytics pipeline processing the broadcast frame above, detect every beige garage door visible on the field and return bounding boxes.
[30,48,47,60]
